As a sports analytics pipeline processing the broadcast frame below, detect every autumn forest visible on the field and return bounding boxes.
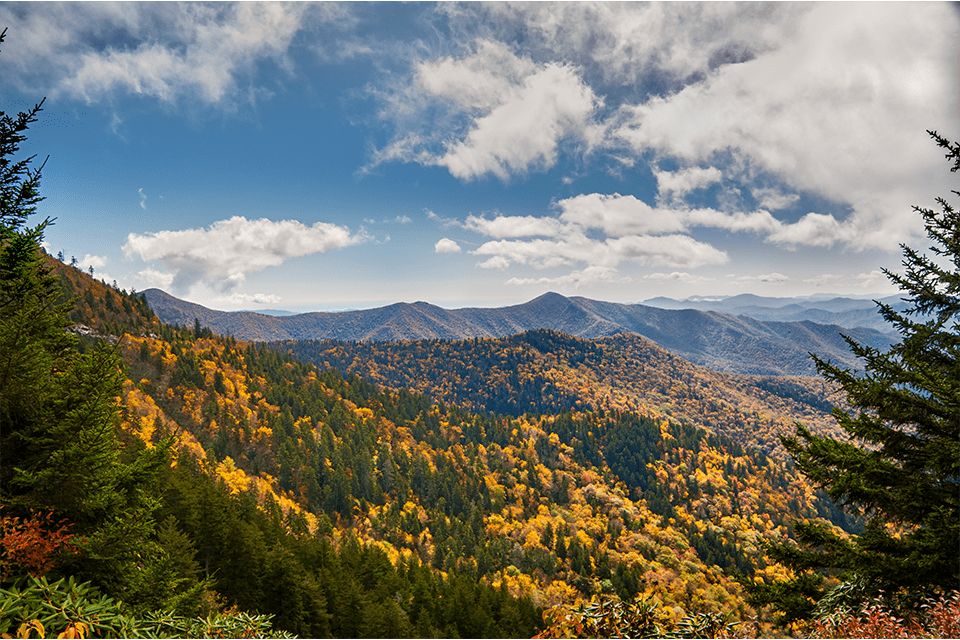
[1,70,958,638]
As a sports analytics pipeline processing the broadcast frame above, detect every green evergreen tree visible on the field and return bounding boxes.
[0,29,169,606]
[746,131,960,623]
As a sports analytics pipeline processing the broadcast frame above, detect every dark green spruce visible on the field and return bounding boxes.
[744,131,960,623]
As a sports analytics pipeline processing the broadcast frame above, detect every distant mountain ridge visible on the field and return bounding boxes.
[143,289,894,377]
[643,293,905,332]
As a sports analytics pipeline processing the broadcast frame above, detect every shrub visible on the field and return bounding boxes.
[0,575,292,639]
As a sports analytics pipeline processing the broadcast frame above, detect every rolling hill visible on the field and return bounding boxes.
[144,288,893,377]
[268,329,843,459]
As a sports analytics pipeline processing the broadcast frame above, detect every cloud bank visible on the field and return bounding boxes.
[123,216,366,294]
[0,2,339,107]
[382,1,958,272]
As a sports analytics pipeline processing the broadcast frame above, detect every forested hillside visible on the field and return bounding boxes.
[1,245,852,636]
[115,318,857,622]
[268,330,842,458]
[0,253,868,635]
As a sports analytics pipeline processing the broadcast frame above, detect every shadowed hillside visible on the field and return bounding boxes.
[269,329,843,458]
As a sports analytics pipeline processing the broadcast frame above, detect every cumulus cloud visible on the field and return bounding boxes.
[78,254,108,271]
[477,255,510,270]
[752,188,800,211]
[766,212,849,247]
[371,41,604,180]
[464,214,563,238]
[655,166,722,200]
[613,2,958,250]
[643,271,714,284]
[607,234,727,269]
[440,3,801,89]
[399,3,957,255]
[557,193,685,236]
[137,267,175,290]
[438,63,601,180]
[453,191,755,280]
[0,2,337,108]
[434,238,461,253]
[471,229,727,272]
[506,265,628,288]
[556,192,784,237]
[123,216,366,294]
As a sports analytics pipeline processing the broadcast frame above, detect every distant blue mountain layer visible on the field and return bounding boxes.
[642,293,904,332]
[142,289,895,377]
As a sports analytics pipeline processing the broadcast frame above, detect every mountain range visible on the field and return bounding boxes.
[143,289,895,377]
[643,293,905,332]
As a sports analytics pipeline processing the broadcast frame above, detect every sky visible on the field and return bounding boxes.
[2,2,958,312]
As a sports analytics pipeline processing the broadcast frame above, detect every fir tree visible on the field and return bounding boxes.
[0,29,170,606]
[747,131,960,622]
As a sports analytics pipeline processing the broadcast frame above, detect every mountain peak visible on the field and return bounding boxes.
[142,288,894,376]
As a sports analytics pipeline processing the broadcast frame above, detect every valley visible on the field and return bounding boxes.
[5,256,865,637]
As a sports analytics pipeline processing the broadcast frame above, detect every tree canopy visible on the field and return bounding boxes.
[0,27,175,609]
[747,131,960,623]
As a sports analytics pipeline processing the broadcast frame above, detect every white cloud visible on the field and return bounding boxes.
[437,62,602,180]
[557,193,685,236]
[441,3,801,89]
[766,212,848,247]
[137,267,175,290]
[372,41,604,180]
[464,214,563,238]
[78,254,108,271]
[473,236,595,269]
[0,3,334,108]
[416,40,536,112]
[643,271,714,284]
[752,187,799,211]
[124,216,366,294]
[477,256,510,270]
[613,3,958,251]
[606,234,728,269]
[655,166,722,199]
[805,270,892,290]
[555,193,780,237]
[734,272,790,285]
[472,231,727,272]
[429,3,957,254]
[76,254,113,284]
[138,188,147,210]
[434,238,461,253]
[506,265,627,288]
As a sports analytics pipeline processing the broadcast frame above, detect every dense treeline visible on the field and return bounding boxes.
[104,316,858,627]
[155,454,540,638]
[266,329,843,458]
[5,229,543,638]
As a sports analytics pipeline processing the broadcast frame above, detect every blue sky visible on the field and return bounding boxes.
[3,2,958,311]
